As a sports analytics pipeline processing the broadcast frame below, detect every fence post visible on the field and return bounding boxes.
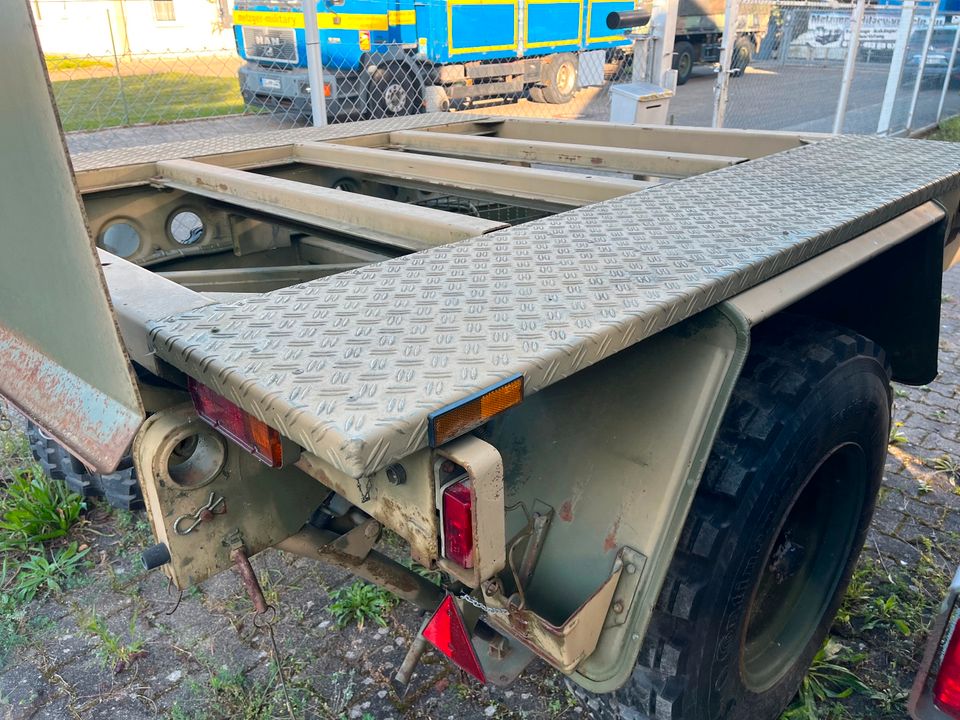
[833,0,866,134]
[712,0,740,127]
[906,1,940,132]
[301,0,328,127]
[877,0,916,134]
[105,8,131,127]
[937,16,960,123]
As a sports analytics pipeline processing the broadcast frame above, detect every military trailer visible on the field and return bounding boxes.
[4,1,960,718]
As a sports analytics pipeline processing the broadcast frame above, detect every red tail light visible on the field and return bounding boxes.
[422,595,486,683]
[441,480,474,568]
[188,378,283,468]
[936,621,960,717]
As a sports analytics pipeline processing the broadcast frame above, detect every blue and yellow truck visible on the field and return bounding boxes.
[232,0,639,118]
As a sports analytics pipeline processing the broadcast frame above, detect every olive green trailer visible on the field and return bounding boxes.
[3,1,960,718]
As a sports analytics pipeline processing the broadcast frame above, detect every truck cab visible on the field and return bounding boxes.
[232,0,638,118]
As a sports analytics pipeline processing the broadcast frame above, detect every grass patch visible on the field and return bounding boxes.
[328,579,397,629]
[51,72,245,132]
[930,115,960,141]
[45,54,113,72]
[78,607,146,673]
[781,638,873,720]
[0,467,85,551]
[0,449,91,666]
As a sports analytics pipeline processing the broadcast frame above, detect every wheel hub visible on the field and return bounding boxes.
[740,443,867,693]
[384,83,407,113]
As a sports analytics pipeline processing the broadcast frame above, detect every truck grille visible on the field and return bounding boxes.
[242,26,298,64]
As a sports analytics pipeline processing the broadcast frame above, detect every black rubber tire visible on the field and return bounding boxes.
[371,63,423,117]
[732,37,753,76]
[27,421,143,510]
[528,85,547,103]
[540,53,579,104]
[578,317,891,720]
[26,422,66,481]
[673,41,695,86]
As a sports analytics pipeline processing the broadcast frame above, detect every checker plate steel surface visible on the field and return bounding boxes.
[70,114,475,172]
[150,135,960,479]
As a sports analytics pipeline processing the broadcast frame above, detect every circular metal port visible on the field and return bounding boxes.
[164,427,226,489]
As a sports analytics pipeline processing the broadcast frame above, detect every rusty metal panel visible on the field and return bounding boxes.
[0,0,143,471]
[149,135,960,481]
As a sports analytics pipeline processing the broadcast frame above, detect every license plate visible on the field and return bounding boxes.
[260,77,282,90]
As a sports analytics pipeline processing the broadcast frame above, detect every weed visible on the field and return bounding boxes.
[79,607,146,673]
[894,388,909,398]
[402,557,443,586]
[12,542,90,603]
[932,454,960,482]
[889,421,908,445]
[328,580,396,629]
[781,638,872,720]
[861,595,912,636]
[0,467,85,550]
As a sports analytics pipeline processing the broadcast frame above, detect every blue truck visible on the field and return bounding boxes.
[232,0,638,118]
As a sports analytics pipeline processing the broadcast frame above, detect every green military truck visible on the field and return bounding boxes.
[3,1,960,718]
[672,0,770,84]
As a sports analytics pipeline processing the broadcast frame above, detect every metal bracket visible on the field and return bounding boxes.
[327,518,381,563]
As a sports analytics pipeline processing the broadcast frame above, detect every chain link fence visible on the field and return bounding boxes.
[718,0,960,133]
[33,0,960,150]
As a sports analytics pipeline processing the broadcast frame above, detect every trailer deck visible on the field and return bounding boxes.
[139,129,960,479]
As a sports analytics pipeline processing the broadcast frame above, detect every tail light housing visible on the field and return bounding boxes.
[936,619,960,717]
[441,479,474,568]
[188,378,283,467]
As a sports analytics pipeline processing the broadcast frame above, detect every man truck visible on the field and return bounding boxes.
[5,0,960,717]
[232,0,638,118]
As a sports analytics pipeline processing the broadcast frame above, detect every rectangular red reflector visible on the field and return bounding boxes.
[442,480,474,569]
[422,595,486,684]
[936,619,960,717]
[188,378,283,468]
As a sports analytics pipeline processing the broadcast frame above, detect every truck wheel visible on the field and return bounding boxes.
[673,41,695,85]
[732,37,753,76]
[27,420,143,510]
[372,63,422,117]
[528,86,546,103]
[582,317,891,720]
[541,53,578,104]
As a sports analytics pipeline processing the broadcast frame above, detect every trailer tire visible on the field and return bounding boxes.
[673,42,695,85]
[540,53,578,104]
[372,63,423,117]
[732,37,753,76]
[577,317,891,720]
[27,421,143,510]
[528,85,546,103]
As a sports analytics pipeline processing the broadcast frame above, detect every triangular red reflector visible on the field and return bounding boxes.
[421,595,486,684]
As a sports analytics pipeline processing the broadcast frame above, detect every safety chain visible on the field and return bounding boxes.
[356,476,372,503]
[459,592,511,616]
[0,400,12,433]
